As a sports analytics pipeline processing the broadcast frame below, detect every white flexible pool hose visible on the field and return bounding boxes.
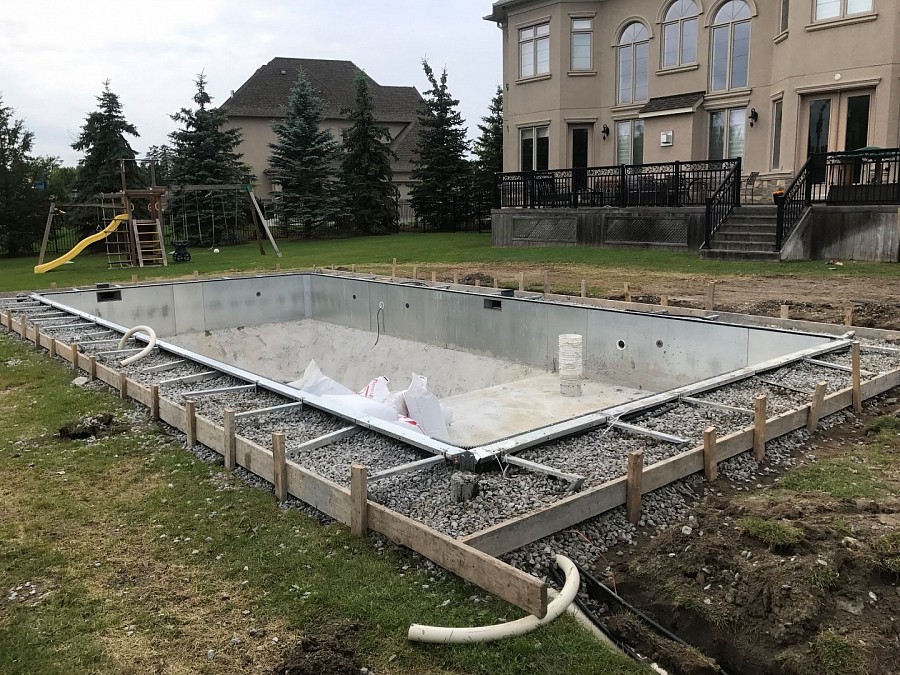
[117,325,157,366]
[407,554,579,644]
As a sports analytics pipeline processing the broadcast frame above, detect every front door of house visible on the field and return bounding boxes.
[802,90,874,182]
[571,127,590,192]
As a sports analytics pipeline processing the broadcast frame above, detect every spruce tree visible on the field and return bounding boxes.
[169,74,249,244]
[409,60,470,230]
[339,71,397,235]
[472,86,503,196]
[0,97,44,256]
[268,70,338,235]
[71,81,145,208]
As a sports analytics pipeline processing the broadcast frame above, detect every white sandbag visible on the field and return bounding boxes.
[358,376,391,402]
[404,373,450,441]
[320,394,401,423]
[384,390,409,417]
[288,360,355,397]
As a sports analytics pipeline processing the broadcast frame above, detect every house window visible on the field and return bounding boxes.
[709,108,746,160]
[520,23,550,78]
[616,120,645,164]
[521,126,549,171]
[617,22,650,104]
[772,100,784,169]
[814,0,873,20]
[662,1,699,68]
[780,0,790,31]
[571,18,593,70]
[710,1,752,92]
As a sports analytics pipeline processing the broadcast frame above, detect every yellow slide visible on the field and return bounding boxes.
[34,214,130,274]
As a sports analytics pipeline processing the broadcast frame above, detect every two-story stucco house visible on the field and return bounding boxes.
[221,58,424,200]
[485,0,900,183]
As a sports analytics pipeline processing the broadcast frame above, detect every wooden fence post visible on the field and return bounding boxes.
[350,463,369,536]
[185,400,197,448]
[119,371,128,400]
[780,304,790,320]
[626,451,644,526]
[851,341,862,413]
[807,381,828,433]
[272,432,287,502]
[223,408,236,470]
[753,395,767,462]
[703,427,718,481]
[149,385,159,421]
[706,282,716,311]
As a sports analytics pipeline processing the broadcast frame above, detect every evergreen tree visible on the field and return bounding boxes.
[339,71,397,235]
[0,97,44,256]
[145,144,174,185]
[472,86,503,196]
[71,80,145,205]
[409,60,470,230]
[268,69,338,235]
[169,74,249,245]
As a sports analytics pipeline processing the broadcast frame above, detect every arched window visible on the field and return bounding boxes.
[617,22,650,105]
[662,0,699,68]
[710,1,751,91]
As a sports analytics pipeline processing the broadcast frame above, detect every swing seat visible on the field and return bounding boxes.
[172,240,191,263]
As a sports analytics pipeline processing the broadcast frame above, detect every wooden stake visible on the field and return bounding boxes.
[192,270,199,280]
[223,408,236,470]
[431,271,437,283]
[49,337,56,359]
[753,395,767,462]
[412,266,418,280]
[702,426,718,481]
[660,294,669,307]
[626,451,644,525]
[543,269,550,295]
[88,355,97,381]
[844,306,854,326]
[275,262,281,272]
[70,342,78,372]
[623,282,631,303]
[350,463,369,537]
[807,381,827,433]
[580,279,587,298]
[185,400,197,448]
[351,264,356,273]
[453,270,459,284]
[131,273,138,284]
[706,282,716,311]
[518,271,525,291]
[391,258,397,279]
[493,277,499,289]
[119,371,128,400]
[475,279,481,287]
[149,384,159,421]
[851,341,862,413]
[780,304,789,320]
[34,327,42,351]
[272,432,287,502]
[50,282,57,290]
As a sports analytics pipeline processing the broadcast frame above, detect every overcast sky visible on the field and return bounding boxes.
[1,1,502,166]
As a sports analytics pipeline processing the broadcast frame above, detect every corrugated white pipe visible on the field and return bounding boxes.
[559,334,583,397]
[407,554,579,644]
[117,325,157,366]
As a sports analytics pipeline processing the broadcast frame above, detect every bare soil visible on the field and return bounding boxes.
[600,402,900,675]
[270,624,361,675]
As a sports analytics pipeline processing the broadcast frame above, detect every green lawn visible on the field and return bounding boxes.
[4,233,899,293]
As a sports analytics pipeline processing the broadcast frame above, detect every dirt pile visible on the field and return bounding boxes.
[270,625,361,675]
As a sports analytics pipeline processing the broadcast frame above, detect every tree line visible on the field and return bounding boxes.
[0,59,503,256]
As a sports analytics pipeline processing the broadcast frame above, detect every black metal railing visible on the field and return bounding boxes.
[775,148,900,250]
[703,157,742,248]
[495,159,741,210]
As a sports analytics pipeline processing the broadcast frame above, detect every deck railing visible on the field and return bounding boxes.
[703,157,742,249]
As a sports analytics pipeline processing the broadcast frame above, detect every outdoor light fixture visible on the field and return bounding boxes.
[749,108,759,127]
[601,124,610,140]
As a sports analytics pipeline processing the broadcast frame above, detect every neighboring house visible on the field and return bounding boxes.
[485,0,900,183]
[221,57,424,200]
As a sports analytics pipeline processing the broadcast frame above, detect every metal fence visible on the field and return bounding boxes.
[495,159,741,209]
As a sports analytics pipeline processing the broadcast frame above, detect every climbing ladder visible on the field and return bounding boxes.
[132,218,167,268]
[105,221,134,268]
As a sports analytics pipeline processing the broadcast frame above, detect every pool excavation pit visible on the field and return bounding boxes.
[4,270,900,627]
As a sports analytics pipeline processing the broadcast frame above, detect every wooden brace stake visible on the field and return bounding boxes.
[626,451,644,525]
[706,282,716,311]
[88,355,97,381]
[185,400,197,448]
[780,304,789,320]
[580,279,587,298]
[660,294,669,307]
[119,371,128,400]
[223,408,236,470]
[272,431,287,502]
[350,463,369,537]
[543,270,550,295]
[703,426,718,482]
[149,384,159,421]
[851,341,862,413]
[518,271,525,291]
[753,394,767,462]
[807,381,828,433]
[623,282,631,303]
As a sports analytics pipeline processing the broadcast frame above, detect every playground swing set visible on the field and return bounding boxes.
[34,159,281,275]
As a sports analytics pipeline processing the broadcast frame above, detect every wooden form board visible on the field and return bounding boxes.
[462,368,900,557]
[195,415,224,454]
[94,361,119,388]
[285,460,351,523]
[368,502,548,618]
[158,396,184,428]
[235,436,274,481]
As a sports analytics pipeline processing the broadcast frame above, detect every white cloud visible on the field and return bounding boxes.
[1,0,501,165]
